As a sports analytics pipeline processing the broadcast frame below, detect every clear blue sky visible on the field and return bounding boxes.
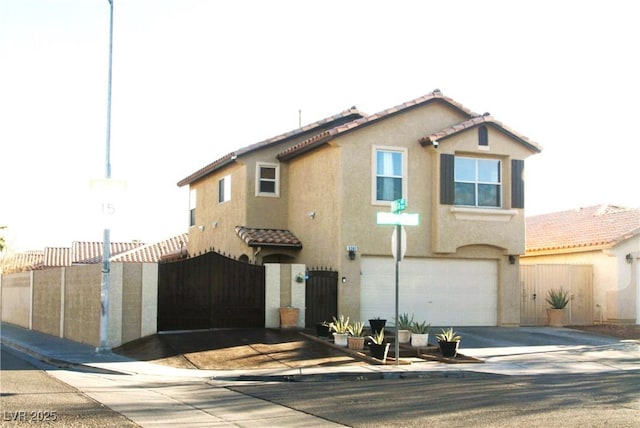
[1,0,638,251]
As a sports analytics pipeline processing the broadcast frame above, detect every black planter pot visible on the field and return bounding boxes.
[438,340,459,358]
[369,342,390,361]
[369,319,387,336]
[315,323,331,338]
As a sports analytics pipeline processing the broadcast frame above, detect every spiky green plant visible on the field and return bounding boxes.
[348,321,365,337]
[368,329,385,345]
[411,320,431,334]
[329,315,351,334]
[435,327,461,342]
[546,288,569,309]
[395,313,414,330]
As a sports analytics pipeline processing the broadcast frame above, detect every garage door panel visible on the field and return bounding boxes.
[361,257,497,326]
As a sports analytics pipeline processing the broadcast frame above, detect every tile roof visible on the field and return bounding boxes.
[71,241,147,264]
[111,233,189,263]
[278,89,478,160]
[43,247,71,267]
[1,250,44,273]
[419,113,542,153]
[235,226,302,248]
[525,205,640,253]
[177,108,364,187]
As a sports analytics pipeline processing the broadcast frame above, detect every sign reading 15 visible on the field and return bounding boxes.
[90,179,127,217]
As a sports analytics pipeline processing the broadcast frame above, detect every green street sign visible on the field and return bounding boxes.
[376,211,420,226]
[391,198,406,213]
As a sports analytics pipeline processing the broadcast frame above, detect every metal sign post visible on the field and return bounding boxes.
[376,199,420,365]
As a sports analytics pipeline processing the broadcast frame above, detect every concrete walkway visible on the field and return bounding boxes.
[2,323,638,379]
[2,322,639,427]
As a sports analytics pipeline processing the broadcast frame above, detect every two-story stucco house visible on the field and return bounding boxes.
[178,90,542,326]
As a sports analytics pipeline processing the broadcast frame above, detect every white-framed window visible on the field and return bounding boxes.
[256,162,279,197]
[218,174,231,203]
[454,157,501,207]
[373,147,407,204]
[189,188,196,226]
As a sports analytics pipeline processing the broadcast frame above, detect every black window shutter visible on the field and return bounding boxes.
[440,154,455,205]
[511,159,525,209]
[478,126,488,146]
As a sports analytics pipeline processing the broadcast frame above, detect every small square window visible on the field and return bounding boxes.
[256,163,279,197]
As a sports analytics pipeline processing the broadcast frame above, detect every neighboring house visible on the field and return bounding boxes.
[178,90,542,326]
[522,205,640,324]
[0,235,188,273]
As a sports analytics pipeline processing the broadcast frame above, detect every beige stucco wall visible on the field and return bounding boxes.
[63,264,102,345]
[521,246,633,323]
[264,263,306,328]
[0,271,31,328]
[32,268,63,337]
[1,263,158,348]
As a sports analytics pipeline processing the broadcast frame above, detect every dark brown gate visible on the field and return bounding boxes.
[305,269,338,327]
[158,251,265,331]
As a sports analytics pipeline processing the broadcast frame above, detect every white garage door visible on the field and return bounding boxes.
[360,256,498,326]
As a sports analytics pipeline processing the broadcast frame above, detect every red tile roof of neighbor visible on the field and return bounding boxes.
[235,226,302,248]
[1,250,44,273]
[111,233,188,263]
[525,205,640,253]
[1,235,190,272]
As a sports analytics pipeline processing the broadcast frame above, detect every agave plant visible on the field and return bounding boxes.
[329,315,351,334]
[368,329,385,345]
[395,313,414,330]
[348,321,365,337]
[435,327,461,342]
[546,288,569,309]
[411,320,431,334]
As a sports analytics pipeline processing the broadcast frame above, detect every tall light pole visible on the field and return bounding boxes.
[97,0,114,354]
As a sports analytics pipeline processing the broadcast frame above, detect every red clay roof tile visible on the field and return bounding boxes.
[526,205,640,253]
[235,227,302,248]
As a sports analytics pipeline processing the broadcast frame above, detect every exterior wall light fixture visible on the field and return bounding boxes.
[626,253,633,264]
[346,245,358,260]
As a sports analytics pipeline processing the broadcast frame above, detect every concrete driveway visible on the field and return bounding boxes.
[452,326,639,375]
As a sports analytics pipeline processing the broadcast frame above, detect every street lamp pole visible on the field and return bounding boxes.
[97,0,114,354]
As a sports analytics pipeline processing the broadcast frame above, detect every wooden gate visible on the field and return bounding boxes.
[305,269,338,328]
[158,251,265,331]
[520,264,593,326]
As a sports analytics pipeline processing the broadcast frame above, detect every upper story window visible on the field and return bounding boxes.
[189,188,196,227]
[374,147,406,203]
[218,175,231,203]
[454,157,501,207]
[256,163,279,197]
[478,126,489,147]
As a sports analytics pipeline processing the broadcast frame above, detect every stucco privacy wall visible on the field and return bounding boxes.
[0,263,158,348]
[0,271,31,328]
[264,263,306,328]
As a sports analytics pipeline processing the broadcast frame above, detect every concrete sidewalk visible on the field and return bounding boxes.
[2,322,639,427]
[2,322,639,379]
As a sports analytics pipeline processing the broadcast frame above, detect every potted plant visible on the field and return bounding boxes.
[347,321,366,351]
[330,315,350,347]
[436,327,461,358]
[410,320,431,347]
[395,313,413,344]
[546,288,569,327]
[315,321,331,338]
[367,329,390,362]
[368,316,387,336]
[279,306,299,328]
